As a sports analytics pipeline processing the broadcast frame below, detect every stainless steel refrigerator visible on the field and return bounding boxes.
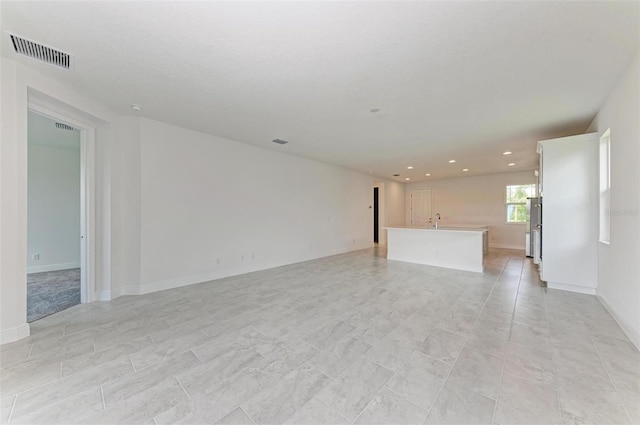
[526,197,541,258]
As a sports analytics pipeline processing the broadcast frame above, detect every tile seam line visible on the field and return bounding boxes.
[317,396,352,424]
[238,405,258,425]
[349,364,397,424]
[383,384,430,423]
[421,252,510,421]
[590,336,634,424]
[543,270,564,425]
[490,255,524,424]
[5,394,17,424]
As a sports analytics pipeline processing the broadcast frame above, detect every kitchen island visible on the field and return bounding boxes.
[384,226,489,273]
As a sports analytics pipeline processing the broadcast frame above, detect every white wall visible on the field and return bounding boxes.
[110,116,141,299]
[1,56,117,343]
[0,58,28,342]
[587,51,640,348]
[405,171,537,249]
[1,54,384,343]
[27,143,81,273]
[385,181,406,227]
[132,118,375,294]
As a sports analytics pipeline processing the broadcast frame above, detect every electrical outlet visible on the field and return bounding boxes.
[240,255,244,261]
[216,258,221,265]
[32,253,40,260]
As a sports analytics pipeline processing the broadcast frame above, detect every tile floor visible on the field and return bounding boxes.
[1,248,638,425]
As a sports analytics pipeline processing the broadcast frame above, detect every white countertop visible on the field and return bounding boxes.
[384,225,488,234]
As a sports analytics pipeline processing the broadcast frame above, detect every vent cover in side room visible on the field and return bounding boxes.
[55,122,75,131]
[9,33,72,69]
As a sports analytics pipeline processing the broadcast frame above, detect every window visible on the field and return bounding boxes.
[505,184,536,223]
[599,129,611,243]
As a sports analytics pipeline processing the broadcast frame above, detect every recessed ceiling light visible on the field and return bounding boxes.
[503,151,512,155]
[393,174,400,177]
[508,163,516,166]
[272,138,289,145]
[370,108,380,113]
[130,104,143,111]
[462,168,469,172]
[425,173,431,177]
[407,166,413,169]
[405,178,410,181]
[449,160,456,163]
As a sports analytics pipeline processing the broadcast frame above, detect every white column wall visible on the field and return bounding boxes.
[587,51,640,348]
[385,181,406,227]
[0,58,29,342]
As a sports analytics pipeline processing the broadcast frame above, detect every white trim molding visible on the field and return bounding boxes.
[0,323,30,345]
[27,262,81,274]
[126,244,373,296]
[489,243,526,250]
[547,281,596,295]
[598,293,640,350]
[96,290,112,301]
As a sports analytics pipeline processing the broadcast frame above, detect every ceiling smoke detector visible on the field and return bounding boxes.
[8,32,73,69]
[272,138,288,145]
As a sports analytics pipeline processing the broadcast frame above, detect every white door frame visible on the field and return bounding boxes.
[373,182,386,245]
[27,104,96,304]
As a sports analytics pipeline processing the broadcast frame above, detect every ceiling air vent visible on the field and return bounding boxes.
[272,139,288,145]
[9,33,72,69]
[55,122,75,131]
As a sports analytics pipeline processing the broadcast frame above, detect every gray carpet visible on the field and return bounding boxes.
[27,268,81,323]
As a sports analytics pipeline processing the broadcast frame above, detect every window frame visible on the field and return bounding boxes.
[505,184,536,224]
[599,128,611,244]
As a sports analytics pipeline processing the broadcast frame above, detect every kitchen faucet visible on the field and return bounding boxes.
[435,213,441,229]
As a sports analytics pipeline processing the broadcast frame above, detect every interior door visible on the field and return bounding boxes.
[410,189,432,227]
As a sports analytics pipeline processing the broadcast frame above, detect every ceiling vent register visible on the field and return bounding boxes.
[9,34,72,69]
[55,122,75,131]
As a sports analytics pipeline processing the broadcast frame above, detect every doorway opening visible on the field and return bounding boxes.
[26,107,94,322]
[373,187,379,243]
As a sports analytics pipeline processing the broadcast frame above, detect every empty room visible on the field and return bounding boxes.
[1,2,639,425]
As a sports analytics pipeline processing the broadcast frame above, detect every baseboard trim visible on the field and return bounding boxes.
[123,244,373,296]
[27,262,81,274]
[489,243,525,250]
[547,281,596,295]
[597,293,640,351]
[97,290,111,301]
[0,323,30,345]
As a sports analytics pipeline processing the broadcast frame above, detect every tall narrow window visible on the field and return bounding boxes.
[599,129,611,243]
[506,184,536,223]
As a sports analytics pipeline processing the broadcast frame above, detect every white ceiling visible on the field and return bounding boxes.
[2,1,639,182]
